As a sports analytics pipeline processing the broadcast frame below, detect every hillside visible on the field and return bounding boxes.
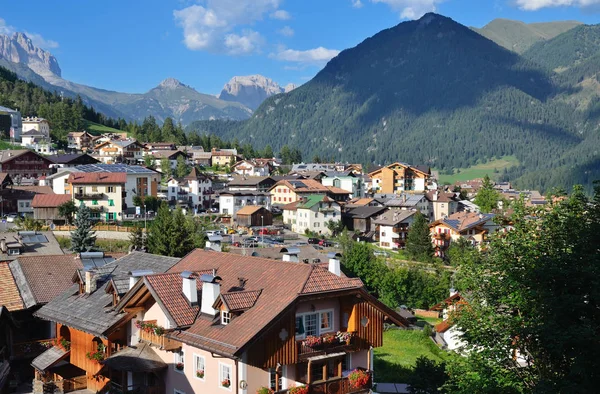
[190,13,600,191]
[472,19,581,54]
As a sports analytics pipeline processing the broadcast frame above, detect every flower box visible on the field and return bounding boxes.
[289,386,308,394]
[348,369,370,389]
[221,379,231,388]
[175,362,184,371]
[196,369,205,379]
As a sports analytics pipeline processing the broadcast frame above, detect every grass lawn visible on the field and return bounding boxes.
[374,329,449,382]
[415,316,443,326]
[0,140,24,150]
[84,120,127,136]
[56,235,131,253]
[437,156,519,184]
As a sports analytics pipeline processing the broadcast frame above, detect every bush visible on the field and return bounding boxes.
[422,324,433,338]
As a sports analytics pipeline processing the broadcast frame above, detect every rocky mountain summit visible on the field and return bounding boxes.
[219,74,296,110]
[0,32,61,77]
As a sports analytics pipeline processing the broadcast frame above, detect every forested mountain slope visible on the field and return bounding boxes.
[190,13,599,191]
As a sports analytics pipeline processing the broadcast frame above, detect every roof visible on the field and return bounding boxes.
[297,194,336,210]
[228,176,275,187]
[280,201,300,211]
[228,245,326,262]
[385,194,427,208]
[48,153,99,165]
[344,206,388,219]
[68,172,127,185]
[102,343,167,372]
[373,210,417,226]
[271,179,329,193]
[22,129,46,136]
[31,346,69,372]
[219,290,262,311]
[0,231,63,260]
[144,249,365,356]
[184,167,211,181]
[12,185,54,195]
[74,164,158,174]
[0,150,31,163]
[235,205,267,216]
[149,150,186,159]
[0,262,24,311]
[31,194,71,208]
[0,173,10,186]
[346,197,375,207]
[432,212,495,232]
[9,255,84,309]
[368,162,430,177]
[426,191,459,203]
[34,252,180,337]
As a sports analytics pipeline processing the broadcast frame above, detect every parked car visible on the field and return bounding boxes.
[232,242,241,247]
[308,238,320,244]
[247,236,260,242]
[319,239,333,247]
[206,230,222,237]
[271,207,282,215]
[243,241,258,248]
[208,208,218,213]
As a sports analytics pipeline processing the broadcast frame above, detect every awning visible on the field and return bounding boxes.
[307,352,346,362]
[31,346,69,372]
[102,343,167,372]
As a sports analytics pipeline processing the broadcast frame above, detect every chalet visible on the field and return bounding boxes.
[33,252,180,393]
[32,194,72,222]
[342,206,388,235]
[235,205,273,227]
[429,292,467,350]
[232,159,272,177]
[166,167,213,209]
[0,184,54,218]
[270,179,351,205]
[429,211,497,258]
[373,210,417,250]
[21,129,52,154]
[425,190,459,221]
[321,171,365,199]
[66,172,126,222]
[380,193,430,217]
[148,150,188,172]
[187,147,212,166]
[94,140,146,165]
[48,153,99,168]
[284,195,342,236]
[0,150,53,183]
[67,131,94,151]
[368,163,432,194]
[218,191,271,217]
[143,142,178,151]
[227,176,277,192]
[106,249,408,394]
[211,148,238,167]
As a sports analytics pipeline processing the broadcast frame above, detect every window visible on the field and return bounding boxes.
[107,186,115,193]
[108,213,116,221]
[221,310,230,325]
[92,200,98,206]
[219,363,232,390]
[92,186,98,192]
[174,349,184,373]
[321,311,333,332]
[342,353,352,372]
[269,368,283,391]
[194,354,205,380]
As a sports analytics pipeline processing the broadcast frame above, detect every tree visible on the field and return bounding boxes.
[408,356,447,394]
[133,195,143,208]
[70,205,97,253]
[143,154,155,169]
[15,216,44,231]
[262,145,274,158]
[473,175,499,213]
[143,196,160,212]
[129,226,145,250]
[447,185,600,393]
[325,220,345,237]
[175,155,189,178]
[405,212,435,262]
[160,158,171,178]
[58,200,77,225]
[146,205,199,257]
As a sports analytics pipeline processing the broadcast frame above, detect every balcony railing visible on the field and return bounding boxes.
[75,192,106,200]
[138,327,182,351]
[297,332,357,360]
[275,374,372,394]
[432,232,450,240]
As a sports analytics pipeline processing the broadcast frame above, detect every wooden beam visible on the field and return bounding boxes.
[123,306,145,313]
[307,360,312,384]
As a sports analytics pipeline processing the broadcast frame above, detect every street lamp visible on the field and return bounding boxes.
[131,189,147,239]
[261,215,264,247]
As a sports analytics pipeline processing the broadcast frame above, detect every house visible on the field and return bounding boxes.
[33,252,180,393]
[48,153,99,168]
[342,206,388,235]
[106,249,408,394]
[425,190,459,221]
[144,142,178,151]
[66,172,126,222]
[381,193,430,217]
[429,211,498,258]
[67,131,94,151]
[368,163,432,194]
[291,163,338,173]
[0,150,53,183]
[20,129,52,154]
[429,292,467,350]
[285,195,342,236]
[235,206,273,227]
[270,179,351,205]
[22,117,50,137]
[0,184,54,218]
[321,171,365,199]
[0,105,22,140]
[373,210,417,250]
[211,148,238,167]
[218,191,271,217]
[32,194,72,222]
[227,176,276,192]
[232,159,272,176]
[187,147,212,166]
[344,197,384,209]
[94,139,146,165]
[148,150,189,171]
[166,167,213,209]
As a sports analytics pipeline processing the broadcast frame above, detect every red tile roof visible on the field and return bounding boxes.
[68,172,127,184]
[0,262,24,311]
[220,289,262,311]
[32,194,72,208]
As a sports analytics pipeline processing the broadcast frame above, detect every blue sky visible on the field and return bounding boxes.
[1,0,599,95]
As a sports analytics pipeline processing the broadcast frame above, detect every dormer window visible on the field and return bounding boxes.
[221,310,230,325]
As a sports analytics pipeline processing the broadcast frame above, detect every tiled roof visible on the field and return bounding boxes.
[435,320,452,333]
[297,195,334,209]
[12,185,54,195]
[32,194,71,208]
[228,176,274,186]
[48,153,99,164]
[344,206,387,219]
[280,201,300,211]
[68,172,127,184]
[0,150,30,163]
[326,186,351,195]
[75,164,158,174]
[9,255,83,309]
[271,179,329,193]
[425,191,458,203]
[157,250,365,356]
[0,262,24,311]
[220,289,262,311]
[373,210,416,226]
[235,205,265,216]
[434,212,495,232]
[149,150,185,159]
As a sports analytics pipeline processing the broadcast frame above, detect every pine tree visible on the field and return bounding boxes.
[405,212,434,262]
[129,226,145,250]
[473,175,500,213]
[175,155,189,178]
[147,205,198,257]
[70,205,97,253]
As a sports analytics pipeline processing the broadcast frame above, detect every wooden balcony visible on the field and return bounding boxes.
[75,192,106,200]
[297,332,357,361]
[432,232,450,240]
[138,328,181,351]
[275,375,372,394]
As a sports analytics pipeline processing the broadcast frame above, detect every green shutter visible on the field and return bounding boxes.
[92,200,98,205]
[109,199,114,207]
[105,213,109,221]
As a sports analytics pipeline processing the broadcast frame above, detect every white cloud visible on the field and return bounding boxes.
[173,0,281,54]
[371,0,445,19]
[270,10,291,20]
[277,26,295,37]
[515,0,600,10]
[271,46,340,66]
[352,0,364,8]
[0,17,58,49]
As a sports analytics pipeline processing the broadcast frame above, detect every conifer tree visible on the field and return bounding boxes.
[70,205,97,253]
[129,226,144,250]
[406,212,434,262]
[474,175,500,213]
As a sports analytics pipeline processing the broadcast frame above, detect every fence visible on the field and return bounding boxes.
[52,225,136,232]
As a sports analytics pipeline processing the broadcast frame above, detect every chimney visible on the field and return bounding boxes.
[85,270,96,294]
[433,191,438,201]
[327,252,341,276]
[181,271,199,307]
[238,277,246,289]
[128,270,154,289]
[199,271,222,315]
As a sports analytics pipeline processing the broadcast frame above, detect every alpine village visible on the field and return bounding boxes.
[0,3,597,394]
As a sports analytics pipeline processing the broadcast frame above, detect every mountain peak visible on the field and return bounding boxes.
[0,31,61,77]
[219,74,291,110]
[158,77,186,89]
